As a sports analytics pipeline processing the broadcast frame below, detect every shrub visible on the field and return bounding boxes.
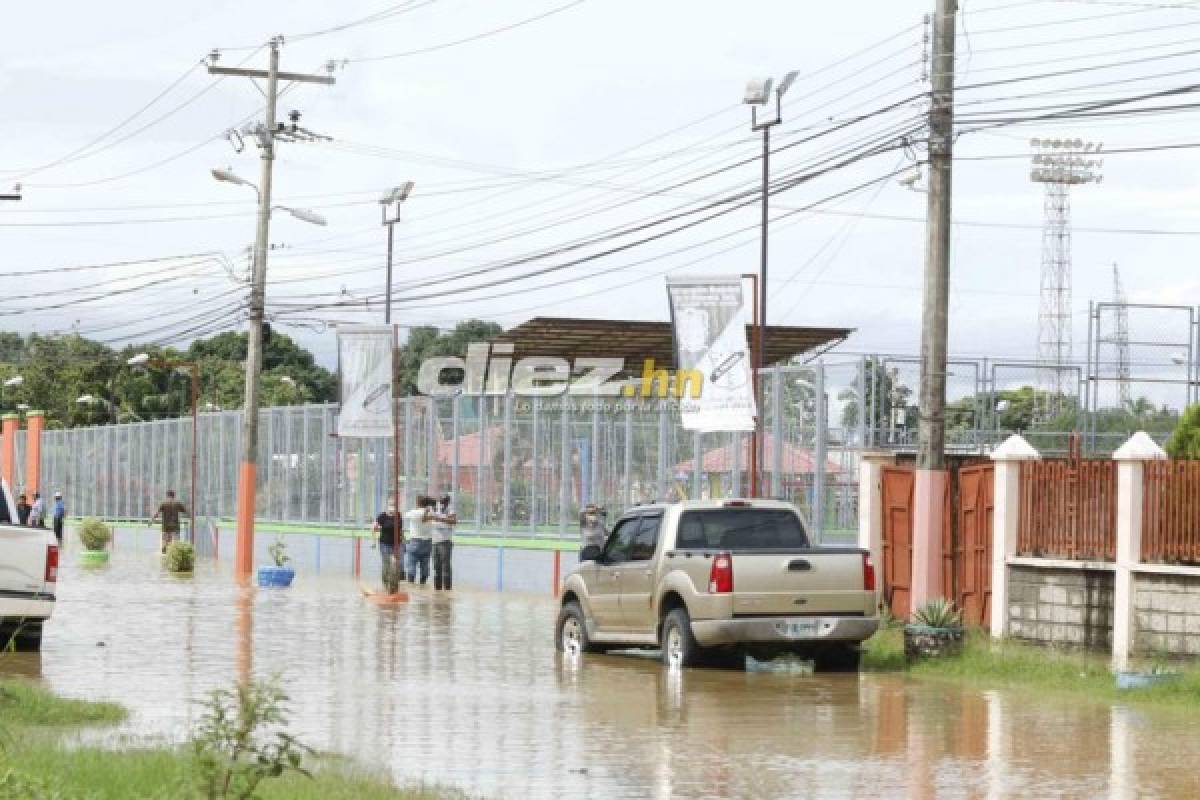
[191,680,311,800]
[165,541,195,573]
[78,518,112,551]
[910,598,962,629]
[1165,404,1200,459]
[267,538,290,569]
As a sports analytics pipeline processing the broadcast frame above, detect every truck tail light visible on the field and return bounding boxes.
[862,552,876,592]
[45,544,59,584]
[708,551,734,593]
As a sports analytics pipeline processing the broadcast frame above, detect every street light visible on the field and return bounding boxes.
[212,164,328,580]
[128,353,200,539]
[742,70,799,496]
[380,181,415,324]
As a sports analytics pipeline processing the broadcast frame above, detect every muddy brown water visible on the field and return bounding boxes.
[5,547,1200,799]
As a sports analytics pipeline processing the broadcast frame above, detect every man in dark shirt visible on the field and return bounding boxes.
[150,490,187,554]
[15,493,30,526]
[371,499,404,590]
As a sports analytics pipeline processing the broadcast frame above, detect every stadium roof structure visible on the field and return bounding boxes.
[488,316,852,369]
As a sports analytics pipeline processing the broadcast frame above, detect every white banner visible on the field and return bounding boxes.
[336,326,395,439]
[666,276,757,432]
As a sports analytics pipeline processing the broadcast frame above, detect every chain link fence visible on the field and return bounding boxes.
[14,350,1195,543]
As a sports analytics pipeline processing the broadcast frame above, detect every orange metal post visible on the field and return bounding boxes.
[0,414,17,489]
[235,463,256,579]
[741,273,760,497]
[354,537,362,579]
[552,549,562,597]
[24,410,44,496]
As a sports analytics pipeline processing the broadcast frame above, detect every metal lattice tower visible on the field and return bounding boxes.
[1112,263,1132,409]
[1030,137,1103,418]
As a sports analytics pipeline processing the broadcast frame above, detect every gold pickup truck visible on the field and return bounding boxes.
[555,499,879,670]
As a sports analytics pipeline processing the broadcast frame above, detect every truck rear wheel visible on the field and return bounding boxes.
[811,643,861,673]
[556,601,605,654]
[661,608,704,668]
[1,620,43,653]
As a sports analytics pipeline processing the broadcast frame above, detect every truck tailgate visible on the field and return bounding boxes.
[731,549,871,616]
[0,524,53,597]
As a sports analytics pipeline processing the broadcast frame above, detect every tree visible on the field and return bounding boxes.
[839,357,912,431]
[395,320,503,395]
[1166,404,1200,459]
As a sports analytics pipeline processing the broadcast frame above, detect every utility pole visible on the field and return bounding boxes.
[912,0,956,611]
[209,38,334,580]
[380,182,415,324]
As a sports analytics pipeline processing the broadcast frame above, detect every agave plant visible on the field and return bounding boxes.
[78,518,112,551]
[910,598,963,629]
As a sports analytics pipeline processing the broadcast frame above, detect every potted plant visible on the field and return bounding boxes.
[77,518,112,566]
[164,540,195,575]
[257,538,295,588]
[904,598,964,663]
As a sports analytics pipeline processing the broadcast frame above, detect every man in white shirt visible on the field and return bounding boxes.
[403,496,434,585]
[432,494,457,591]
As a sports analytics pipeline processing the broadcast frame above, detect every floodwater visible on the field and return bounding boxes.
[6,543,1200,799]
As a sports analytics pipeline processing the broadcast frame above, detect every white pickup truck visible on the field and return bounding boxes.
[0,479,58,651]
[556,499,879,670]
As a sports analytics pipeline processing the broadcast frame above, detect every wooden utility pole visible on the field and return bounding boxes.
[912,0,957,611]
[917,0,956,472]
[209,38,334,580]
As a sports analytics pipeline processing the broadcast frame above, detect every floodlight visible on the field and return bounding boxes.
[283,207,327,226]
[127,353,150,366]
[380,180,415,206]
[777,70,800,97]
[211,167,254,188]
[2,375,23,387]
[743,77,773,105]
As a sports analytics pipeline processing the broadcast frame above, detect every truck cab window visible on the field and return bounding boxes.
[601,518,639,564]
[629,516,662,561]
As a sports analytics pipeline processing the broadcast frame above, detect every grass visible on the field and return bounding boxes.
[0,680,125,727]
[860,624,1200,708]
[0,679,462,799]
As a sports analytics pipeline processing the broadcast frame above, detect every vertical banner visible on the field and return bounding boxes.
[666,276,757,432]
[336,326,395,438]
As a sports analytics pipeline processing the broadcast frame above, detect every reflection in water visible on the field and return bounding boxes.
[1,551,1198,799]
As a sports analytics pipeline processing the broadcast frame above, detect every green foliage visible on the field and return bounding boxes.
[1166,404,1200,459]
[0,330,335,427]
[394,320,502,395]
[839,357,913,430]
[0,680,125,727]
[78,518,112,551]
[190,680,312,800]
[910,598,963,629]
[266,539,290,569]
[165,541,195,573]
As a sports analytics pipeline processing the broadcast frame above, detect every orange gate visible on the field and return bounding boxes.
[879,462,993,624]
[881,465,915,619]
[954,463,993,626]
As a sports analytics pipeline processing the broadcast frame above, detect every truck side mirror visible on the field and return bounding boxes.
[579,545,602,563]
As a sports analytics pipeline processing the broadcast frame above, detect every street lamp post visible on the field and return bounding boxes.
[380,182,415,325]
[743,71,798,497]
[128,354,200,542]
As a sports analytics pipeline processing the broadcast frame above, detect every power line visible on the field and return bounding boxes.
[348,0,588,62]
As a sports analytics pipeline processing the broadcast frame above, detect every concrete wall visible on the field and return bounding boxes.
[1133,573,1200,658]
[1007,565,1114,650]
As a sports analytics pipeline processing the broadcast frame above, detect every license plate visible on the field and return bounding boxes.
[778,620,818,639]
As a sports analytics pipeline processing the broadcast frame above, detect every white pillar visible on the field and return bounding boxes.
[857,450,894,584]
[989,434,1040,638]
[1111,431,1166,672]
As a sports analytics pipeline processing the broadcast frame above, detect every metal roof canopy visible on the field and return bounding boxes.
[489,316,852,369]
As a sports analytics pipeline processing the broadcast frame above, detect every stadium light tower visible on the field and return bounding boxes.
[1029,137,1103,419]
